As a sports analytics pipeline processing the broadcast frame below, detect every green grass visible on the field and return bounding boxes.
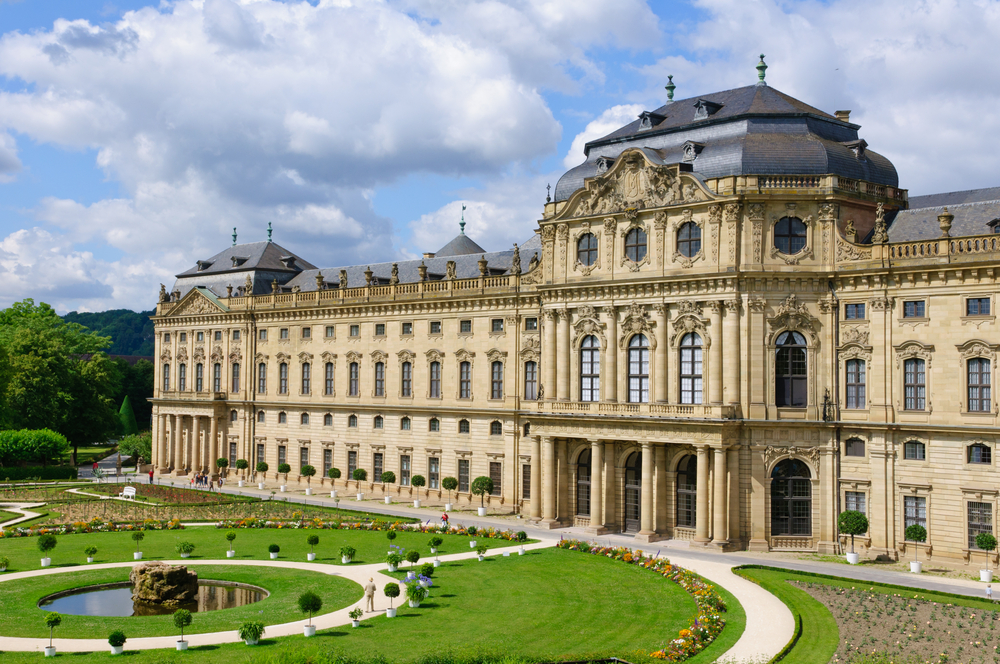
[0,566,357,638]
[0,508,22,522]
[62,446,117,466]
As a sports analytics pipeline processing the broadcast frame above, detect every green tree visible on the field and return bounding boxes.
[471,476,494,507]
[110,358,154,431]
[117,433,152,462]
[118,395,140,436]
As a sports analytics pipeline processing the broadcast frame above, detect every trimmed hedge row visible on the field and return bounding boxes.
[0,466,78,481]
[0,429,70,465]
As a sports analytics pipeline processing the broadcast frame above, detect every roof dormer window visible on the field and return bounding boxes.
[843,139,868,160]
[196,260,213,272]
[989,219,1000,234]
[682,141,705,162]
[595,156,613,174]
[231,256,248,267]
[280,256,297,269]
[637,111,665,130]
[692,99,723,121]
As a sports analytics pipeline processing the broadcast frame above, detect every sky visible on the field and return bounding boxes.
[1,0,1000,313]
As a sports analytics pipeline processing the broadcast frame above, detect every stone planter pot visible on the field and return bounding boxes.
[307,552,316,561]
[134,552,143,560]
[351,620,360,628]
[244,639,258,646]
[180,553,190,559]
[518,546,526,556]
[387,564,397,572]
[469,541,477,548]
[238,480,244,487]
[40,557,51,567]
[414,500,421,508]
[227,550,235,558]
[444,503,452,511]
[342,556,352,564]
[384,497,392,504]
[176,641,188,651]
[270,552,279,559]
[408,600,420,608]
[86,557,94,563]
[258,482,265,490]
[982,570,993,583]
[356,493,364,501]
[502,551,510,557]
[386,607,397,618]
[846,552,859,564]
[433,559,441,568]
[419,579,430,588]
[280,486,287,492]
[478,555,485,562]
[429,547,437,554]
[44,647,56,657]
[305,488,313,496]
[330,490,337,498]
[303,625,316,637]
[111,645,124,655]
[478,507,487,516]
[910,561,922,573]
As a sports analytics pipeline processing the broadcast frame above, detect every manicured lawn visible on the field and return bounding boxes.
[0,565,357,638]
[62,446,117,466]
[0,508,22,522]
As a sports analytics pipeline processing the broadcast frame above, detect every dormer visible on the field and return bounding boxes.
[844,139,868,160]
[637,111,666,131]
[988,219,1000,234]
[682,141,705,162]
[280,255,298,270]
[692,99,723,121]
[196,260,214,272]
[595,156,614,174]
[230,256,248,268]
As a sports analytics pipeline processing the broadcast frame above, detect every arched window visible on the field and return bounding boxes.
[178,363,187,391]
[491,361,504,399]
[324,413,333,426]
[196,363,204,392]
[679,333,702,404]
[301,362,310,395]
[577,233,598,266]
[300,413,309,425]
[624,452,642,533]
[903,358,925,410]
[278,411,287,424]
[230,409,238,422]
[400,416,411,431]
[257,363,266,394]
[429,361,442,398]
[845,359,865,409]
[324,362,334,395]
[904,441,925,460]
[349,362,359,396]
[459,361,472,399]
[676,455,697,528]
[580,335,600,402]
[524,361,538,400]
[576,449,591,516]
[627,334,650,403]
[775,331,807,407]
[163,363,171,391]
[774,217,807,255]
[968,358,991,412]
[257,410,265,423]
[770,459,812,536]
[348,414,358,428]
[677,222,701,258]
[490,420,502,435]
[968,443,992,465]
[279,362,288,394]
[401,361,412,397]
[231,363,240,393]
[429,417,440,432]
[458,419,470,434]
[844,438,865,457]
[213,363,222,392]
[374,415,384,429]
[624,228,647,262]
[374,362,385,397]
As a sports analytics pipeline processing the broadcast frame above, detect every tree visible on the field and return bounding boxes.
[442,476,458,503]
[278,463,291,482]
[216,458,229,476]
[301,465,316,485]
[173,609,192,642]
[298,591,322,626]
[45,612,61,648]
[977,532,998,572]
[0,430,69,467]
[838,510,869,554]
[61,309,155,356]
[471,476,493,507]
[905,524,927,562]
[328,467,341,480]
[117,433,151,463]
[118,395,140,436]
[235,459,249,479]
[352,468,367,482]
[384,582,400,608]
[307,534,319,553]
[381,470,395,493]
[110,358,154,431]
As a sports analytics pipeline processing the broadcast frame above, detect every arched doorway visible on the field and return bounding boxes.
[624,451,642,533]
[576,449,591,517]
[770,459,812,536]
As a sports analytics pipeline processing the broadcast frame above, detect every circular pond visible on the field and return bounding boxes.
[39,581,267,617]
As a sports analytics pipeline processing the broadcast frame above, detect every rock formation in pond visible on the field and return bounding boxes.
[130,562,199,605]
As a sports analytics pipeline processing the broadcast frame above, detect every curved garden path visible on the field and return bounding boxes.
[0,502,46,530]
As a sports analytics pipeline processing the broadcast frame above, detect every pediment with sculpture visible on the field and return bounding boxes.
[170,288,227,316]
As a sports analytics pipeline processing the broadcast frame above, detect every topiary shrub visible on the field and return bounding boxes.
[977,532,998,571]
[905,524,927,562]
[37,534,57,555]
[420,562,434,577]
[405,549,420,569]
[131,531,144,551]
[278,463,291,481]
[268,543,280,554]
[386,530,397,542]
[328,467,341,480]
[442,476,458,503]
[226,531,237,551]
[429,536,443,549]
[383,582,400,608]
[411,474,426,489]
[235,459,249,477]
[471,476,493,507]
[173,609,192,641]
[380,470,396,485]
[298,591,322,626]
[108,630,127,648]
[307,534,319,552]
[516,531,527,542]
[352,468,367,482]
[256,461,269,477]
[301,465,316,485]
[45,612,61,648]
[838,510,869,554]
[216,458,229,475]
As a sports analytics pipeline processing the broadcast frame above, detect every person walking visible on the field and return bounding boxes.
[988,584,993,601]
[148,469,154,485]
[441,512,449,529]
[364,577,376,612]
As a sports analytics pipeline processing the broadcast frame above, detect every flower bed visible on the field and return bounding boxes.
[215,517,528,542]
[0,516,184,538]
[87,484,256,505]
[557,539,726,662]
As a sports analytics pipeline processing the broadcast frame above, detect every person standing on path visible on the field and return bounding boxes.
[364,578,376,612]
[987,584,993,601]
[148,469,154,485]
[441,512,449,529]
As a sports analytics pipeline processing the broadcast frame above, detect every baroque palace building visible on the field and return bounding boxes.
[151,63,1000,563]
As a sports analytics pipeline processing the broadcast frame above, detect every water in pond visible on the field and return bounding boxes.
[39,582,265,617]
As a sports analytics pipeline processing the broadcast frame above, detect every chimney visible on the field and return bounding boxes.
[835,110,851,122]
[423,252,435,259]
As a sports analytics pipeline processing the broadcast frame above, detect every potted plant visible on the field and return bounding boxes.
[476,543,488,561]
[301,464,317,494]
[516,530,527,554]
[838,510,868,564]
[381,471,396,503]
[108,629,127,655]
[256,462,269,490]
[176,541,196,559]
[238,620,265,645]
[349,607,363,627]
[235,459,249,486]
[306,534,319,561]
[278,463,291,491]
[404,581,427,608]
[411,475,426,507]
[340,545,356,564]
[131,531,145,560]
[977,532,998,582]
[298,591,322,637]
[216,457,229,478]
[328,467,341,497]
[383,583,400,617]
[353,468,367,499]
[226,531,237,558]
[173,609,192,650]
[386,529,397,552]
[468,526,478,548]
[905,524,927,573]
[442,476,458,511]
[405,549,420,575]
[268,543,280,559]
[38,534,57,567]
[385,551,403,572]
[85,546,98,563]
[420,563,434,578]
[429,536,443,554]
[471,476,493,516]
[0,556,8,572]
[44,612,61,657]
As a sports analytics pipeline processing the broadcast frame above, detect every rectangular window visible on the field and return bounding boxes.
[524,317,537,331]
[213,363,222,392]
[373,452,383,479]
[350,324,360,337]
[458,459,470,492]
[347,450,357,477]
[524,361,538,400]
[429,457,440,489]
[163,364,170,391]
[279,363,288,394]
[844,303,865,320]
[401,362,412,397]
[375,323,385,336]
[164,333,171,343]
[491,361,504,399]
[904,441,926,460]
[903,300,926,318]
[196,363,204,392]
[430,321,442,335]
[400,455,411,486]
[300,447,309,471]
[179,332,187,343]
[231,363,240,393]
[402,322,413,335]
[211,331,220,341]
[489,461,502,496]
[969,445,992,464]
[522,464,531,499]
[323,449,332,475]
[233,330,241,341]
[679,342,703,405]
[196,332,203,342]
[229,442,238,467]
[178,364,186,391]
[325,325,334,338]
[429,362,442,398]
[968,358,991,412]
[969,501,993,549]
[259,329,267,341]
[256,443,265,468]
[904,495,926,530]
[491,319,504,333]
[459,362,472,399]
[280,328,289,339]
[374,362,385,396]
[302,327,311,339]
[845,491,866,514]
[460,320,472,333]
[301,363,311,394]
[349,363,359,396]
[325,363,334,396]
[845,359,866,409]
[904,358,926,410]
[967,298,991,316]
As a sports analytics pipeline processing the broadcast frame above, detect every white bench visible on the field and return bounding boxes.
[119,486,136,500]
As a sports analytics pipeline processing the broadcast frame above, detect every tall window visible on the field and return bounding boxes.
[679,332,703,404]
[770,459,812,536]
[774,216,806,255]
[349,362,359,396]
[627,334,649,403]
[301,362,310,394]
[257,410,265,423]
[348,414,357,427]
[374,415,383,429]
[429,361,442,398]
[400,416,411,430]
[624,228,647,262]
[323,449,332,475]
[458,459,470,492]
[489,461,502,496]
[347,450,357,477]
[903,358,926,410]
[576,449,591,516]
[374,362,385,397]
[213,363,222,392]
[230,409,238,422]
[490,420,502,435]
[300,413,309,425]
[257,443,266,466]
[491,361,504,399]
[904,441,926,460]
[163,363,170,391]
[904,495,926,530]
[429,457,440,489]
[196,363,204,392]
[401,361,412,397]
[278,411,287,424]
[257,363,266,394]
[325,362,334,395]
[968,358,991,412]
[459,361,472,398]
[373,452,383,479]
[429,418,440,432]
[324,413,333,426]
[969,502,993,549]
[524,361,538,400]
[577,233,598,266]
[845,359,865,409]
[677,222,701,257]
[231,363,240,393]
[522,464,531,500]
[400,455,411,485]
[580,335,600,402]
[676,455,697,528]
[775,331,807,407]
[178,364,187,391]
[279,362,288,394]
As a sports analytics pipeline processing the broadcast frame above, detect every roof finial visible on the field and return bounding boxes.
[232,227,237,246]
[267,222,273,243]
[665,74,675,102]
[546,183,551,203]
[756,54,768,85]
[460,204,467,235]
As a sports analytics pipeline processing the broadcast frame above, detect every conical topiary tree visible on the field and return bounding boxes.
[119,396,140,437]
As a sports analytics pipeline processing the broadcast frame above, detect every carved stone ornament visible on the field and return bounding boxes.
[670,309,710,349]
[210,346,224,363]
[957,339,999,362]
[767,295,818,341]
[455,349,475,363]
[868,296,893,311]
[675,300,700,316]
[841,325,870,346]
[618,302,656,349]
[893,341,934,369]
[769,214,814,265]
[319,351,336,362]
[176,347,188,362]
[425,349,444,362]
[871,202,888,244]
[540,225,556,243]
[159,348,172,362]
[572,306,606,348]
[486,348,508,363]
[171,290,223,316]
[370,350,387,364]
[275,351,290,363]
[763,445,820,468]
[837,240,872,262]
[520,335,540,362]
[192,347,205,362]
[521,253,543,285]
[574,224,601,276]
[345,351,362,363]
[748,296,767,313]
[229,349,243,364]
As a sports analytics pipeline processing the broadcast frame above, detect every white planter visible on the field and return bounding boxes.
[244,639,258,646]
[385,496,392,504]
[408,600,420,608]
[478,555,485,562]
[982,570,994,582]
[134,552,143,560]
[430,547,437,554]
[445,503,452,511]
[303,625,316,637]
[413,500,421,508]
[305,488,313,496]
[0,566,7,572]
[433,559,441,567]
[469,541,477,548]
[846,552,859,564]
[330,490,337,498]
[307,552,316,561]
[111,645,124,655]
[44,647,56,657]
[503,551,510,557]
[259,482,265,490]
[518,547,525,555]
[176,641,188,651]
[342,556,352,564]
[270,552,279,559]
[180,553,190,559]
[351,620,360,628]
[386,607,397,618]
[406,572,416,581]
[280,485,287,492]
[238,480,244,487]
[227,550,235,558]
[910,561,923,573]
[86,557,94,563]
[419,579,430,588]
[40,557,51,567]
[356,493,364,501]
[387,564,397,572]
[478,507,487,516]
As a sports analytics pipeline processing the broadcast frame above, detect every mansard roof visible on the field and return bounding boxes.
[887,187,1000,242]
[176,241,315,278]
[434,232,487,257]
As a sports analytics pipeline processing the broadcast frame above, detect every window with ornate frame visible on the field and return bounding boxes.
[490,361,504,399]
[196,363,204,392]
[213,362,222,392]
[770,458,812,536]
[429,360,442,398]
[178,363,187,391]
[904,441,926,460]
[624,228,647,263]
[279,362,288,394]
[679,332,703,404]
[301,362,310,395]
[349,362,359,396]
[401,361,412,397]
[844,438,865,457]
[845,358,866,409]
[580,335,600,402]
[162,363,170,391]
[577,233,598,266]
[374,361,385,397]
[257,363,266,394]
[524,361,538,400]
[676,455,697,528]
[676,221,701,258]
[627,334,650,403]
[904,358,926,411]
[459,361,472,399]
[775,331,807,407]
[324,362,334,395]
[968,358,991,412]
[773,216,806,255]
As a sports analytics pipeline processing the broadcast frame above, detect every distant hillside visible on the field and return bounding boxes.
[62,309,156,356]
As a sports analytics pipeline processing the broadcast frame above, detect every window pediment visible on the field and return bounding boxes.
[767,295,819,345]
[893,341,934,369]
[957,339,999,361]
[619,303,656,349]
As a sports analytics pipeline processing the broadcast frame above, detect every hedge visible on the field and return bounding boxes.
[0,429,70,466]
[0,466,78,481]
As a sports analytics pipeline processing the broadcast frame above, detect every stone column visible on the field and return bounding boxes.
[556,310,570,401]
[556,439,569,523]
[694,446,710,545]
[191,416,202,473]
[530,436,541,519]
[603,441,617,531]
[543,310,557,400]
[603,306,618,402]
[708,301,723,404]
[541,437,558,527]
[172,414,182,471]
[156,413,167,470]
[209,415,219,476]
[748,444,769,551]
[586,440,605,534]
[654,444,668,535]
[724,299,741,406]
[654,304,668,402]
[712,447,729,548]
[637,442,656,541]
[817,441,838,553]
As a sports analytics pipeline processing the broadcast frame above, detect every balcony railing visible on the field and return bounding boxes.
[838,232,1000,265]
[534,400,736,419]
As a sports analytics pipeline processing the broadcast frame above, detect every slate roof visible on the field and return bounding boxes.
[555,83,898,201]
[176,241,316,278]
[434,232,487,257]
[887,187,1000,242]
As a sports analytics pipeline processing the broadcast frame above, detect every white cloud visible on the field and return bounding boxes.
[563,104,644,169]
[0,131,20,181]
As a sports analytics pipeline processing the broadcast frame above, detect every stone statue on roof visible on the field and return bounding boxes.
[510,243,521,276]
[528,252,539,272]
[158,284,168,303]
[390,263,399,285]
[244,274,253,295]
[339,270,348,288]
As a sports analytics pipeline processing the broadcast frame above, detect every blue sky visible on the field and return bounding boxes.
[1,0,999,312]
